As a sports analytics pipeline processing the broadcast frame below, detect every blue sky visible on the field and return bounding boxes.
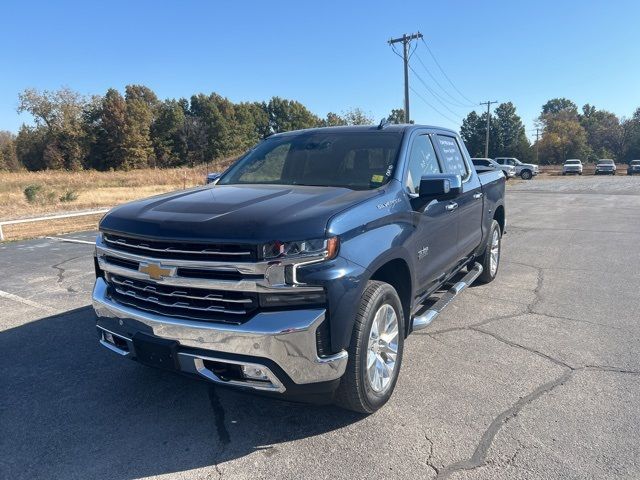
[2,0,639,140]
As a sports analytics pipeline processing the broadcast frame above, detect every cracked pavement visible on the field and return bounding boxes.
[1,181,639,479]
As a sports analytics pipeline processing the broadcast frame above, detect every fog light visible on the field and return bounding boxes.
[104,332,115,344]
[241,365,270,381]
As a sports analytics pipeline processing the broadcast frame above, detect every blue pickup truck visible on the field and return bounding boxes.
[92,124,506,413]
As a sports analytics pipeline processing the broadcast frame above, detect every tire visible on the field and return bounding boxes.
[562,172,566,176]
[520,169,533,180]
[476,219,502,284]
[334,280,405,413]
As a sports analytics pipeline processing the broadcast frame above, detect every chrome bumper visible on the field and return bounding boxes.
[92,278,348,391]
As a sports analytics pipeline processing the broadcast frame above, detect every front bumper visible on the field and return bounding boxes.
[92,278,348,393]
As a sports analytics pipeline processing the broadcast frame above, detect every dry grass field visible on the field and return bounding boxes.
[0,160,234,241]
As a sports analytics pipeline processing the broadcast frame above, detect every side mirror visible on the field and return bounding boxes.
[206,172,221,185]
[419,174,462,200]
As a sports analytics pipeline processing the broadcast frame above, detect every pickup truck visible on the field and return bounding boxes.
[494,157,539,180]
[92,124,506,413]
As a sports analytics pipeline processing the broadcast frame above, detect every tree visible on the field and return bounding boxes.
[0,131,21,170]
[387,109,405,124]
[151,99,188,167]
[17,87,88,170]
[579,104,623,161]
[121,85,158,169]
[85,88,128,170]
[342,107,373,125]
[265,97,321,133]
[623,108,640,162]
[460,110,487,157]
[323,112,346,127]
[538,98,590,164]
[492,102,531,161]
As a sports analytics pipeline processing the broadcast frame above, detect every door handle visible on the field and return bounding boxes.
[445,202,458,212]
[473,192,484,200]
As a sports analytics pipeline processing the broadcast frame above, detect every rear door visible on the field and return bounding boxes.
[435,134,484,263]
[404,131,459,293]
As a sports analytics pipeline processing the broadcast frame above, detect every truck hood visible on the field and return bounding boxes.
[99,184,381,243]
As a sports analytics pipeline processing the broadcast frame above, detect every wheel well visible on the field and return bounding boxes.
[494,205,505,234]
[370,259,412,337]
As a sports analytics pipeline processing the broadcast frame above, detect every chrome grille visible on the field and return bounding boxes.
[106,274,258,323]
[103,233,258,261]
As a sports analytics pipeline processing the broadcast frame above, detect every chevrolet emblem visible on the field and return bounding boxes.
[138,262,175,280]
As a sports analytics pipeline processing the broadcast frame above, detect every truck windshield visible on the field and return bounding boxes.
[598,160,614,164]
[218,131,403,190]
[565,160,580,164]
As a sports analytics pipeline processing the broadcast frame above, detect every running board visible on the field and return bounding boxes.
[411,262,483,331]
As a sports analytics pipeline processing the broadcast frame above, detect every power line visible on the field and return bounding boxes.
[388,32,423,123]
[413,50,476,108]
[421,37,477,106]
[407,64,465,120]
[409,85,461,125]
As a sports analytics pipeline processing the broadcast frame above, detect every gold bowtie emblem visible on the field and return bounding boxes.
[139,262,174,280]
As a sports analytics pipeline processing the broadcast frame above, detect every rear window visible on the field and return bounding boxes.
[631,160,640,165]
[565,160,581,164]
[436,135,468,178]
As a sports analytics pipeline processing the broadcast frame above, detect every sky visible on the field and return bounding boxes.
[2,0,639,141]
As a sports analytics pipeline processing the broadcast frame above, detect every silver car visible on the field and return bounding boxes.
[562,159,583,175]
[472,158,516,179]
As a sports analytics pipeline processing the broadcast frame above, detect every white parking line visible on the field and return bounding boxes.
[46,236,96,245]
[0,289,59,314]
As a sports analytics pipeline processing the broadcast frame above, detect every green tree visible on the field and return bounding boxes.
[266,97,321,133]
[460,110,487,157]
[579,104,623,161]
[538,98,590,164]
[492,102,531,161]
[342,107,373,125]
[17,87,88,170]
[387,108,405,124]
[0,131,21,170]
[323,112,346,126]
[151,99,188,167]
[122,85,158,169]
[85,88,128,170]
[623,108,640,162]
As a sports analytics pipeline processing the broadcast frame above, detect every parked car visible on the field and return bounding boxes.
[494,157,539,180]
[472,158,516,179]
[92,124,506,413]
[562,159,583,175]
[628,160,640,175]
[595,159,616,175]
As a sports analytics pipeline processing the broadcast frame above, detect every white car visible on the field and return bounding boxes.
[562,159,583,175]
[472,158,516,179]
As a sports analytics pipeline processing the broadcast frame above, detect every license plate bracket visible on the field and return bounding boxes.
[133,332,180,371]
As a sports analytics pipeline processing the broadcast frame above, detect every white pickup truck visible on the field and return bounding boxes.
[494,157,539,180]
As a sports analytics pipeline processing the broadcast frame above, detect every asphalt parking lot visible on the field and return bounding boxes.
[1,177,639,480]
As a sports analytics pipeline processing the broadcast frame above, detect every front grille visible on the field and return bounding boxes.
[103,233,258,261]
[105,274,258,323]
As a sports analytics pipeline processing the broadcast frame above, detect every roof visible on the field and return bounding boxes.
[269,124,458,137]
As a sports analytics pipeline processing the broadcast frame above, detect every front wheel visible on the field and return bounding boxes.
[335,281,404,413]
[476,219,502,284]
[520,170,533,180]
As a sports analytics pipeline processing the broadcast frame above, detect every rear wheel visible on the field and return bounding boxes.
[476,220,501,284]
[335,281,404,413]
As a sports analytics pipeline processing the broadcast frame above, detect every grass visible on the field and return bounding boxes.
[0,160,234,241]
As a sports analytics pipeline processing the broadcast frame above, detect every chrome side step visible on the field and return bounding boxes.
[411,262,483,331]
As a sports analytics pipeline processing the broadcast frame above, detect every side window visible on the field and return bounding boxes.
[406,134,441,194]
[508,159,516,166]
[496,159,504,165]
[436,135,468,178]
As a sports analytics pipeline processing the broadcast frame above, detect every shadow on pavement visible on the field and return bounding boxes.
[0,307,363,479]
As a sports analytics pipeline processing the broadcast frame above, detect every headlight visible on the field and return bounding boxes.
[262,237,339,260]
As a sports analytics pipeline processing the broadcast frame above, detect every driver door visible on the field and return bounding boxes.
[405,132,460,294]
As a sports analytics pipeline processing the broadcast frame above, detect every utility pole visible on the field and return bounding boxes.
[480,100,498,158]
[388,32,423,123]
[535,128,540,164]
